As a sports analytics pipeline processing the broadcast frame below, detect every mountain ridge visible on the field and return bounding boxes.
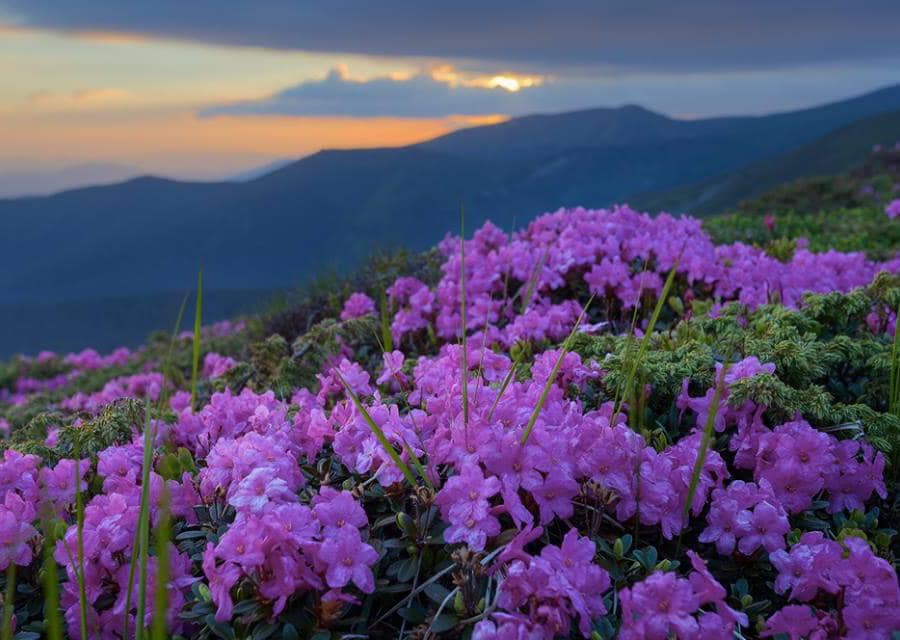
[3,84,900,355]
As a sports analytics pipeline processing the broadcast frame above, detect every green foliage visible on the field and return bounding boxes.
[706,204,900,260]
[574,277,900,476]
[257,248,442,347]
[705,147,900,260]
[221,316,384,400]
[5,399,146,464]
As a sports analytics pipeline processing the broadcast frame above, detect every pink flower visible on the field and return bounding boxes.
[435,464,501,551]
[735,500,790,555]
[762,605,823,640]
[340,292,376,321]
[228,467,296,513]
[202,352,237,379]
[0,492,37,569]
[885,198,900,219]
[531,469,578,525]
[312,487,368,531]
[619,572,699,639]
[318,527,378,593]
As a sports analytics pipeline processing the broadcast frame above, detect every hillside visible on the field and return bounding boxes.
[2,84,900,355]
[635,109,900,214]
[703,146,900,258]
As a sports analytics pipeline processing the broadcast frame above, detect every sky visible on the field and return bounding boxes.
[1,1,899,188]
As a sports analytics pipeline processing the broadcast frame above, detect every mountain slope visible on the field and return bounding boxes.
[0,162,143,198]
[701,145,900,259]
[633,109,900,215]
[3,84,900,355]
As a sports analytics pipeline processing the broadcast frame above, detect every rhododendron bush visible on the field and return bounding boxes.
[1,205,899,639]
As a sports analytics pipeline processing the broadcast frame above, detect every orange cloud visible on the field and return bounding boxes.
[71,88,130,103]
[428,64,547,92]
[25,88,131,110]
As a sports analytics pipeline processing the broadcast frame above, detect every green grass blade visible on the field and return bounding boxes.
[487,349,523,422]
[520,297,593,445]
[399,435,433,490]
[610,261,679,427]
[74,454,89,640]
[190,270,203,413]
[520,249,548,313]
[610,263,653,417]
[124,403,155,640]
[459,207,469,430]
[471,319,493,406]
[159,292,189,410]
[380,288,394,353]
[135,404,155,640]
[677,362,729,553]
[150,484,171,640]
[40,518,63,640]
[2,565,15,640]
[336,371,418,487]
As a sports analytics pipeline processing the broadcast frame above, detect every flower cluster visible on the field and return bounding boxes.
[619,552,747,639]
[54,441,199,639]
[475,529,610,639]
[1,205,898,639]
[61,372,165,414]
[885,198,900,219]
[202,485,377,622]
[768,533,900,636]
[340,291,376,321]
[202,352,238,379]
[64,347,133,371]
[700,479,790,555]
[376,207,896,346]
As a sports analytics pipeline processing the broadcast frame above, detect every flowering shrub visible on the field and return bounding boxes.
[0,205,898,639]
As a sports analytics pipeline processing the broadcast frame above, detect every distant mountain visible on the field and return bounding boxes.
[0,162,143,198]
[2,84,900,355]
[227,157,299,182]
[632,109,900,215]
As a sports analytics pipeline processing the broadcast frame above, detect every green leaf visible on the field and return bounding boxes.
[397,557,418,583]
[398,607,426,624]
[428,614,459,633]
[424,583,452,605]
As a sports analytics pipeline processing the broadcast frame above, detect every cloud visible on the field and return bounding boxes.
[198,58,900,121]
[200,66,549,118]
[27,88,130,109]
[2,1,900,74]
